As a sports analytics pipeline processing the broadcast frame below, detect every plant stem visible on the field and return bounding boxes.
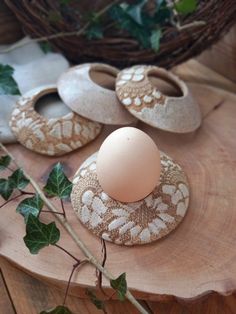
[0,143,149,314]
[97,239,108,297]
[176,20,206,31]
[0,193,22,209]
[0,0,120,54]
[60,198,66,218]
[41,210,65,216]
[19,190,35,195]
[63,260,87,306]
[54,243,81,263]
[6,166,14,172]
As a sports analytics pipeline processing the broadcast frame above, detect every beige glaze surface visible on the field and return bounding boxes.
[71,151,189,245]
[57,63,137,125]
[116,65,202,133]
[9,85,102,156]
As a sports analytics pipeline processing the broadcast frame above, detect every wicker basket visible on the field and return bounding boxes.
[5,0,236,68]
[0,2,23,44]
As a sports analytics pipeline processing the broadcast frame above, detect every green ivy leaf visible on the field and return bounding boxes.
[9,168,29,190]
[153,0,172,24]
[150,28,162,52]
[110,5,150,48]
[43,163,72,200]
[0,64,21,95]
[40,42,52,54]
[110,273,127,301]
[0,155,11,171]
[86,289,105,310]
[16,194,43,223]
[40,305,73,314]
[0,178,14,200]
[24,214,60,254]
[125,0,147,25]
[175,0,197,15]
[86,24,103,40]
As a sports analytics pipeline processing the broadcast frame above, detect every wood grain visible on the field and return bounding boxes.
[1,83,236,302]
[198,24,236,84]
[0,257,140,314]
[2,256,236,314]
[174,60,236,94]
[0,265,15,314]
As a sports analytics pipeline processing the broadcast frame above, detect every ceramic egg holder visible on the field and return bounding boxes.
[116,65,202,133]
[9,62,202,158]
[71,128,190,246]
[9,85,102,156]
[57,63,136,125]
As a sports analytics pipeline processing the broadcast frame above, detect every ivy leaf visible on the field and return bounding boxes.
[86,24,103,40]
[43,163,72,200]
[16,194,43,223]
[110,5,150,48]
[40,42,52,54]
[0,178,14,200]
[0,64,21,95]
[9,168,29,190]
[24,214,60,254]
[40,305,73,314]
[153,0,172,24]
[125,0,147,25]
[150,28,162,52]
[0,155,11,171]
[175,0,197,15]
[110,273,127,301]
[86,289,105,310]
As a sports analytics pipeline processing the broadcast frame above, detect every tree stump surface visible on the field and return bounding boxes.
[0,83,236,302]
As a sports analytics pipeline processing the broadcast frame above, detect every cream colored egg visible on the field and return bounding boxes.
[96,127,161,203]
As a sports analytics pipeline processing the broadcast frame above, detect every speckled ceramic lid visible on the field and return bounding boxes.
[9,85,102,156]
[57,63,137,125]
[71,152,190,246]
[115,65,202,133]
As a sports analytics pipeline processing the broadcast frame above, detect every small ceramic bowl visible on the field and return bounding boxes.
[71,152,190,246]
[116,65,202,133]
[9,84,102,156]
[57,63,137,125]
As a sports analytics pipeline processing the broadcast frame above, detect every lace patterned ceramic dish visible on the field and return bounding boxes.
[116,65,201,133]
[57,63,137,125]
[71,152,190,245]
[9,85,102,156]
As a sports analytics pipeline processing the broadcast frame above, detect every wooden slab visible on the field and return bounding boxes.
[2,256,236,314]
[0,257,140,314]
[1,84,236,302]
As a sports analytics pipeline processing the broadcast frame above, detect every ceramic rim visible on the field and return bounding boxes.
[71,151,190,246]
[115,65,202,133]
[9,85,102,156]
[57,63,137,125]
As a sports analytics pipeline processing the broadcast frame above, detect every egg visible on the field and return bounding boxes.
[96,127,161,203]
